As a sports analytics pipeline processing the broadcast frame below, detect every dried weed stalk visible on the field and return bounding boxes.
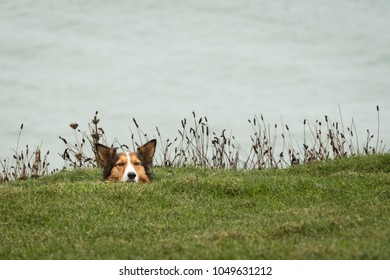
[2,107,385,184]
[0,124,50,183]
[59,111,108,168]
[57,107,386,171]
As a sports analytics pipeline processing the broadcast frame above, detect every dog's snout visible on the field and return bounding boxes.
[127,172,136,180]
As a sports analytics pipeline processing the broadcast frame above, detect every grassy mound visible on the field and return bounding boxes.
[1,154,389,259]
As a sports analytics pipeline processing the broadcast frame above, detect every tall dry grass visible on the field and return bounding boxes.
[1,106,386,183]
[60,107,386,170]
[0,124,50,183]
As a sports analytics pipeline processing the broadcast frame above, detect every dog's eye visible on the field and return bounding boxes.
[116,162,125,167]
[134,162,141,166]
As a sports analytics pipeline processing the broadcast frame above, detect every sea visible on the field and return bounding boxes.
[1,0,389,170]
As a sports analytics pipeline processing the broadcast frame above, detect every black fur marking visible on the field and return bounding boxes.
[137,152,153,181]
[102,154,119,180]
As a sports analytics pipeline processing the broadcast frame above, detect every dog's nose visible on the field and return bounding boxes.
[127,172,136,180]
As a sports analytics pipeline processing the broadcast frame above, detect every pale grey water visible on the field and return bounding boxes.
[1,0,390,169]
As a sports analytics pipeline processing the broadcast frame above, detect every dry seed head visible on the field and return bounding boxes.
[59,136,68,144]
[133,118,139,128]
[92,116,100,125]
[70,123,79,130]
[75,153,83,161]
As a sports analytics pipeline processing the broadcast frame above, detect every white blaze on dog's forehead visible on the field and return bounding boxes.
[121,152,139,182]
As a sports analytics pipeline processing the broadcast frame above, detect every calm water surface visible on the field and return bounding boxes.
[1,0,389,169]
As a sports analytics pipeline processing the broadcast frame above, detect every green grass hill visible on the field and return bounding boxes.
[1,154,389,259]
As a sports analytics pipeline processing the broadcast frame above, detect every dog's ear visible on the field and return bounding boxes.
[137,139,156,166]
[95,144,117,167]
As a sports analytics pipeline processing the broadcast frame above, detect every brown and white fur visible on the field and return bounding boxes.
[95,139,156,183]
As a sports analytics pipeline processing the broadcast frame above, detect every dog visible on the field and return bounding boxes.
[95,139,156,183]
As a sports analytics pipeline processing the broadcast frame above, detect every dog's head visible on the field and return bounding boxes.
[96,139,156,183]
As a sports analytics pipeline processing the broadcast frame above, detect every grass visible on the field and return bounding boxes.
[1,154,389,259]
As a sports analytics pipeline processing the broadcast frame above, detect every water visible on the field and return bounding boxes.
[1,0,389,170]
